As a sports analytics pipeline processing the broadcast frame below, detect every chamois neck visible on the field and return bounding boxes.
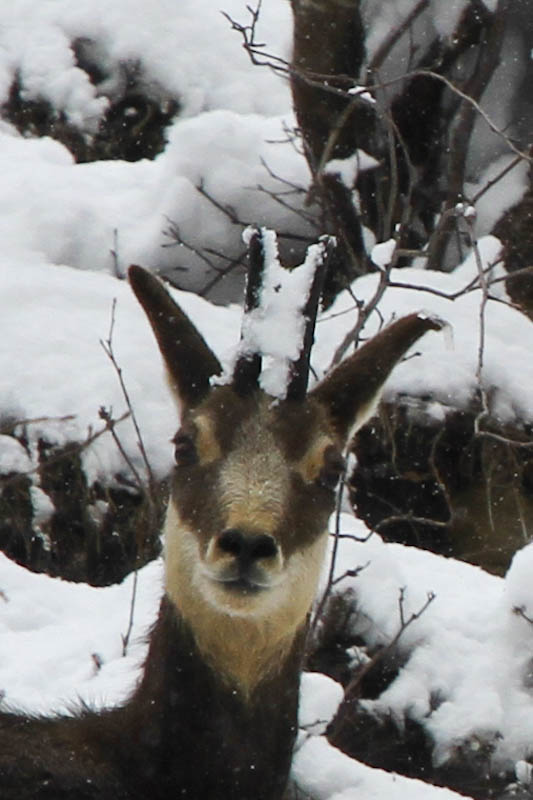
[141,592,307,703]
[124,596,304,800]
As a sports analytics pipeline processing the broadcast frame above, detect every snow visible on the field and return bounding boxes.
[0,553,162,714]
[324,151,379,188]
[313,236,533,427]
[324,514,533,775]
[430,0,471,38]
[370,238,396,269]
[237,230,328,397]
[293,736,465,800]
[467,154,530,234]
[299,672,344,736]
[0,437,32,474]
[0,0,292,121]
[0,1,309,302]
[289,511,533,796]
[0,112,313,302]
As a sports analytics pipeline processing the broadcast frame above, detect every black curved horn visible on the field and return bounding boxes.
[232,226,267,396]
[285,236,332,401]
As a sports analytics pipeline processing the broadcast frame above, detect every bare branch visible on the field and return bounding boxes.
[100,299,156,498]
[514,605,533,626]
[328,587,436,744]
[310,465,350,635]
[0,411,131,489]
[197,249,248,297]
[374,512,449,533]
[330,563,369,588]
[2,414,75,434]
[328,265,390,369]
[110,228,122,279]
[98,406,146,492]
[221,3,290,76]
[121,569,139,657]
[471,153,526,205]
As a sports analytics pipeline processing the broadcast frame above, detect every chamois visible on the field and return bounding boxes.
[0,251,442,800]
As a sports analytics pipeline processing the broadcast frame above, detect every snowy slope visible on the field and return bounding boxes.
[315,237,533,426]
[3,237,533,797]
[4,234,533,489]
[0,0,292,122]
[0,111,313,301]
[0,0,520,303]
[0,256,240,485]
[1,0,533,797]
[3,162,533,800]
[4,511,533,799]
[0,0,310,301]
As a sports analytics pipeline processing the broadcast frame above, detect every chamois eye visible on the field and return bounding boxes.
[318,447,346,491]
[172,430,197,466]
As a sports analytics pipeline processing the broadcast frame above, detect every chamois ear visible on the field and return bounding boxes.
[128,265,222,408]
[311,313,444,443]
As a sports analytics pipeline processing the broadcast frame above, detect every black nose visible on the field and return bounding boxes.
[217,529,278,568]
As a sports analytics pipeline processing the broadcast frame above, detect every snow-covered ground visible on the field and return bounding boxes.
[2,0,533,797]
[0,0,311,302]
[11,256,533,800]
[4,229,533,800]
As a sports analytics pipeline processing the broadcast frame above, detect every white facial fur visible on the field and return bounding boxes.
[164,499,328,694]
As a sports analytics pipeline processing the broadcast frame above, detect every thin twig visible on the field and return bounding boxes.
[374,512,449,532]
[310,466,350,635]
[514,605,533,626]
[2,414,76,434]
[409,69,531,164]
[100,300,161,657]
[328,588,436,743]
[195,180,243,225]
[98,407,146,491]
[198,249,248,297]
[121,569,139,657]
[110,228,121,279]
[330,563,369,588]
[328,266,390,368]
[100,299,156,495]
[464,218,492,432]
[471,153,526,205]
[0,412,130,489]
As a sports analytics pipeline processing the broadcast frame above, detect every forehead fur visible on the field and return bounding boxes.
[186,386,335,460]
[218,409,289,534]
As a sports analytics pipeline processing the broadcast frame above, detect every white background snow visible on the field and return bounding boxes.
[1,1,533,798]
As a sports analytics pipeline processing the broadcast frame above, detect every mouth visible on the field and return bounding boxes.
[214,576,266,594]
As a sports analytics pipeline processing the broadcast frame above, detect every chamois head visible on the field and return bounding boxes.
[129,255,442,692]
